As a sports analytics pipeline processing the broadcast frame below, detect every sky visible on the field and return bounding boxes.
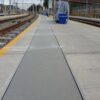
[0,0,44,10]
[2,0,43,5]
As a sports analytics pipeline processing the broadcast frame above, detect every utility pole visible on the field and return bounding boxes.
[32,3,34,14]
[2,0,5,14]
[9,0,12,14]
[40,0,43,13]
[53,0,56,16]
[48,0,53,15]
[36,5,37,14]
[13,0,15,13]
[86,0,88,16]
[16,0,19,14]
[21,0,24,13]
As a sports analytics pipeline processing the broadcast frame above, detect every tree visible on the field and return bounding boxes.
[43,0,49,8]
[28,4,36,12]
[37,4,43,12]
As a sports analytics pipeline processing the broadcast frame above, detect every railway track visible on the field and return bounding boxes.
[70,16,100,27]
[0,14,38,48]
[0,14,31,31]
[0,14,29,23]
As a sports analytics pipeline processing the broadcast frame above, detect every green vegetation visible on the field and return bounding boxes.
[28,4,43,12]
[43,0,49,8]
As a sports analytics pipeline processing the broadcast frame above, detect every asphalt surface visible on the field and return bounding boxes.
[2,16,83,100]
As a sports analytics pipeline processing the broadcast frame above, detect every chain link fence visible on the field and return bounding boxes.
[70,2,100,18]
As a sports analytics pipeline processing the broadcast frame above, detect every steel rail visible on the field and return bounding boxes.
[0,15,38,48]
[0,15,37,36]
[70,16,100,27]
[0,14,29,24]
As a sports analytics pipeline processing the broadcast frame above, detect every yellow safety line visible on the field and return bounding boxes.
[0,16,40,57]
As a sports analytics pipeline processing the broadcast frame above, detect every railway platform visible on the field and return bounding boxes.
[70,16,100,22]
[0,14,28,22]
[70,16,100,27]
[0,15,100,100]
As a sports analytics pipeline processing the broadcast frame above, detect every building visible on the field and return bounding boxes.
[52,0,100,18]
[69,0,100,3]
[69,0,100,18]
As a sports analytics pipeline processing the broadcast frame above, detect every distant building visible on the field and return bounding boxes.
[69,0,100,18]
[69,0,100,3]
[0,4,3,13]
[52,0,100,18]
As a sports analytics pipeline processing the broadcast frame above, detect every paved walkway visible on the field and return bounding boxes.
[1,16,83,100]
[70,16,100,22]
[51,17,100,100]
[0,17,39,99]
[0,14,28,21]
[0,15,100,100]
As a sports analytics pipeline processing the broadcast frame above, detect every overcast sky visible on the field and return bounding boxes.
[3,0,43,5]
[0,0,44,10]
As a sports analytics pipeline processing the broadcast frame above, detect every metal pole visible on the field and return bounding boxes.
[9,0,11,14]
[86,0,88,17]
[36,5,37,14]
[40,0,42,14]
[33,4,34,14]
[2,0,5,14]
[16,0,19,14]
[13,0,15,13]
[53,0,56,17]
[23,0,25,13]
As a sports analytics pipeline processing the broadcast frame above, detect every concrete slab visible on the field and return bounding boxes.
[50,18,100,100]
[66,54,100,100]
[0,18,39,99]
[2,16,83,100]
[1,15,100,100]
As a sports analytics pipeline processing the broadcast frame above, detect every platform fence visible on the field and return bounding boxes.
[70,3,100,18]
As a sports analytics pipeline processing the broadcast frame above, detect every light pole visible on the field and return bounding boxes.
[86,0,88,16]
[9,0,12,14]
[40,0,43,13]
[22,0,25,13]
[16,0,19,14]
[33,4,34,14]
[53,0,56,16]
[13,0,15,13]
[2,0,5,14]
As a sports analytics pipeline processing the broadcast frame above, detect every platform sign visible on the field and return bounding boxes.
[49,0,52,9]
